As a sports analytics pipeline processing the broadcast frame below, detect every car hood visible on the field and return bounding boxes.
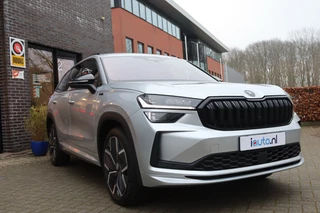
[109,81,287,99]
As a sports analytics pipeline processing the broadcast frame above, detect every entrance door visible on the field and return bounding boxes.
[57,50,78,83]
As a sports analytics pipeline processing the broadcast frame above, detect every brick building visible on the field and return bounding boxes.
[0,0,228,153]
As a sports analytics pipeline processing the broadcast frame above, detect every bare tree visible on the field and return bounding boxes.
[224,28,320,88]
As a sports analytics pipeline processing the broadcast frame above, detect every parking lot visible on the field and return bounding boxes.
[0,126,319,213]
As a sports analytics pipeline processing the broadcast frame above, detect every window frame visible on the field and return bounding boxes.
[138,42,144,53]
[152,10,158,27]
[139,2,146,20]
[146,7,152,23]
[132,0,139,16]
[126,37,134,53]
[147,46,153,54]
[124,0,133,12]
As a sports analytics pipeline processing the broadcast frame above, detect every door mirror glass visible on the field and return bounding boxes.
[69,74,96,94]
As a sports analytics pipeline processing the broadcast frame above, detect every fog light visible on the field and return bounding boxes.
[144,112,184,123]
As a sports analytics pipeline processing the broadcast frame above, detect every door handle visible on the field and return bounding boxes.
[52,100,57,104]
[69,100,75,105]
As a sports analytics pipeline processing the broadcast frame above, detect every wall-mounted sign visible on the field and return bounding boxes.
[12,70,24,79]
[10,37,26,68]
[33,85,42,98]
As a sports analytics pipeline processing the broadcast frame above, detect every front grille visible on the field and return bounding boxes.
[193,143,300,171]
[197,97,293,130]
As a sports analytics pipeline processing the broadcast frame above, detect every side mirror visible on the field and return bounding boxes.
[69,74,96,94]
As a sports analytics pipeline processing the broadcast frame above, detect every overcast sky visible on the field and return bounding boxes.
[173,0,320,50]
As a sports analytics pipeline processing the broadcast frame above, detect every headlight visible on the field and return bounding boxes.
[137,94,202,110]
[144,112,185,123]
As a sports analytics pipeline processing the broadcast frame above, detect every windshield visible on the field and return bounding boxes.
[101,55,218,82]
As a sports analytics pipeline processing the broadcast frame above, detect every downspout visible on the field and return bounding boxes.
[184,34,188,61]
[196,42,200,67]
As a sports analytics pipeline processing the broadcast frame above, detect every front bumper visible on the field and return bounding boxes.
[129,109,303,187]
[141,155,304,187]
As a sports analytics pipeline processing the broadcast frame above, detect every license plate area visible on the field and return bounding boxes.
[240,132,286,151]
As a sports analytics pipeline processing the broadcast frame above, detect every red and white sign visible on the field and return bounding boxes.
[10,37,26,68]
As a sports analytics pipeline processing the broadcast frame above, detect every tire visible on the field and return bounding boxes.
[48,123,70,166]
[103,127,145,206]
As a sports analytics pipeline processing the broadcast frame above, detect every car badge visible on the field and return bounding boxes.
[244,90,255,97]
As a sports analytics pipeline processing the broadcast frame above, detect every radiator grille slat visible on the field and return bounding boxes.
[198,97,293,130]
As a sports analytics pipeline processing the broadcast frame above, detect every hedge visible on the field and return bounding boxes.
[284,86,320,122]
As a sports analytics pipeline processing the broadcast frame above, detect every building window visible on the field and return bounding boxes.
[28,44,79,106]
[124,0,132,12]
[167,21,172,35]
[158,15,163,29]
[126,37,133,53]
[147,46,153,54]
[138,42,144,53]
[132,0,139,16]
[146,7,152,23]
[172,23,176,37]
[139,2,146,20]
[176,26,181,39]
[152,11,158,27]
[164,52,169,56]
[156,49,162,55]
[163,18,168,32]
[116,0,181,40]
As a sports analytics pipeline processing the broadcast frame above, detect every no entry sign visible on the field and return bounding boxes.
[10,37,26,68]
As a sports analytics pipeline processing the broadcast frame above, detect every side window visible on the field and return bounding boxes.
[75,59,102,88]
[56,67,80,92]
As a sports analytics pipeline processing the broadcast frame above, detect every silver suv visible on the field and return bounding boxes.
[47,54,304,206]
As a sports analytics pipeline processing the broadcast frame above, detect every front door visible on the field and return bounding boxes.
[68,59,102,156]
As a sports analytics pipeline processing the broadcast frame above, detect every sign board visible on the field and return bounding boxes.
[12,70,24,79]
[10,37,26,68]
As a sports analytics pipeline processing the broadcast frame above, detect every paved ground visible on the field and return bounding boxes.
[0,126,320,213]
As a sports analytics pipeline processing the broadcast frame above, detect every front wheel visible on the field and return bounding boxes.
[48,123,70,166]
[103,128,144,206]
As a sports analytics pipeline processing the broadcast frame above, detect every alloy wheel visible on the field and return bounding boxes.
[104,136,128,198]
[49,127,57,160]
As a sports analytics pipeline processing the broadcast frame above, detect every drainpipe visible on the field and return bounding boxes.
[196,42,200,67]
[184,34,188,61]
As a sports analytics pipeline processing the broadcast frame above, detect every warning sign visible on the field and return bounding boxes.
[10,37,26,68]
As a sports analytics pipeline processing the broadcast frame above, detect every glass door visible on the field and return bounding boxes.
[57,58,76,82]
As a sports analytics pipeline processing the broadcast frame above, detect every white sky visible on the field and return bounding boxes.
[173,0,320,50]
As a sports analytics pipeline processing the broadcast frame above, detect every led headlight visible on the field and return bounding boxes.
[137,94,202,110]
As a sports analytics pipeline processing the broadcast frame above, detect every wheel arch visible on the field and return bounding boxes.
[97,112,142,185]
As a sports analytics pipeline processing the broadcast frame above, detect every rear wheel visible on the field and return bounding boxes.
[48,123,70,166]
[103,128,144,206]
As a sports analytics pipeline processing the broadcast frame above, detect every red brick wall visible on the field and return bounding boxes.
[112,8,183,58]
[207,56,224,80]
[0,0,114,152]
